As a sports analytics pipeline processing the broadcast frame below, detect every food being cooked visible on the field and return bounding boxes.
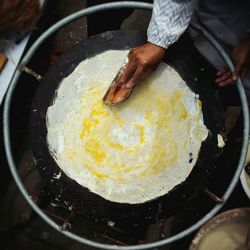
[46,50,208,204]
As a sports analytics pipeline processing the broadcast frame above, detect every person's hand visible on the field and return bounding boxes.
[103,43,165,105]
[215,34,250,87]
[119,42,165,89]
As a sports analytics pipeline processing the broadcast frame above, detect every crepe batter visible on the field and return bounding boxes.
[46,50,208,204]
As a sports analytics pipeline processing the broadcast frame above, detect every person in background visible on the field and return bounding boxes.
[119,0,250,101]
[0,0,41,32]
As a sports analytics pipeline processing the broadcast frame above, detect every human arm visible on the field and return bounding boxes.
[119,0,197,89]
[103,0,197,105]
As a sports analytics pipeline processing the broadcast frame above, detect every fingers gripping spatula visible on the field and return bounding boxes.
[103,52,134,105]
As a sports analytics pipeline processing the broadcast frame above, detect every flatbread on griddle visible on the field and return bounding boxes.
[46,50,208,204]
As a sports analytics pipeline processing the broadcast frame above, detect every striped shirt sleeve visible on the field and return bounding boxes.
[147,0,197,49]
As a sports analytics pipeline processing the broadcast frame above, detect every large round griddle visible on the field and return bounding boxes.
[30,30,224,221]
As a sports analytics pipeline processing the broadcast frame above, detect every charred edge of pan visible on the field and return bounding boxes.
[59,211,75,231]
[43,209,75,231]
[204,187,224,203]
[18,63,43,81]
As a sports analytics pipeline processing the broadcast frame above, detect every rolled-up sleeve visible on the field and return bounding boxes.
[147,0,196,49]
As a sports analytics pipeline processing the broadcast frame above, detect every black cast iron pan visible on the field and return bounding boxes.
[30,30,224,220]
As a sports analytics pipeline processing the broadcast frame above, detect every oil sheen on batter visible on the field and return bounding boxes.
[46,50,208,204]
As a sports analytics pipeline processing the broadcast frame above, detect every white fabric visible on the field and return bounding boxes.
[147,0,250,49]
[147,0,196,49]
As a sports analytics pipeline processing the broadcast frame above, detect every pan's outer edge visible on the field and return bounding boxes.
[2,2,249,250]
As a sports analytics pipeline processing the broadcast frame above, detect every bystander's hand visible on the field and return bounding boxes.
[215,34,250,87]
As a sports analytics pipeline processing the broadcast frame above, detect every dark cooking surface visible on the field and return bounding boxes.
[28,28,229,247]
[0,35,247,250]
[31,30,224,200]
